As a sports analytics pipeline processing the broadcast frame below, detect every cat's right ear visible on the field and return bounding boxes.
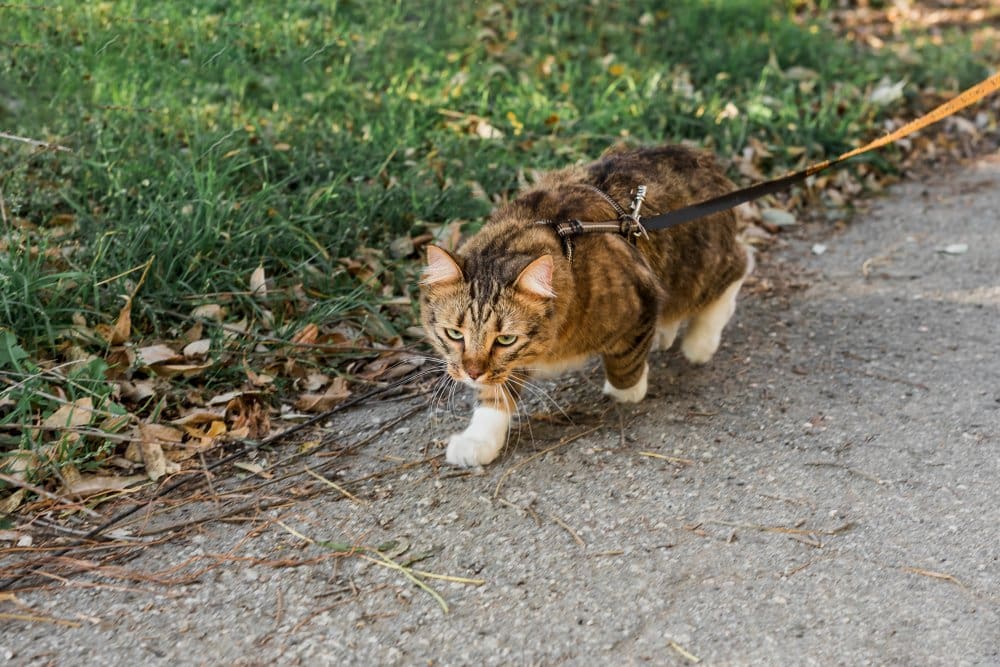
[421,245,463,286]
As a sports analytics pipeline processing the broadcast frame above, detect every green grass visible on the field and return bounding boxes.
[0,0,994,485]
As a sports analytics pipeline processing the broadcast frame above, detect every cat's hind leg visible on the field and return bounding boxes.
[650,318,681,352]
[680,246,753,364]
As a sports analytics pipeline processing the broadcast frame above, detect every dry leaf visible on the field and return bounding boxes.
[474,119,504,139]
[227,394,270,439]
[119,380,157,402]
[100,298,132,344]
[234,461,273,479]
[136,344,181,366]
[0,489,26,514]
[64,474,147,496]
[171,409,226,426]
[148,361,213,378]
[42,397,94,431]
[291,323,319,346]
[294,377,351,412]
[140,440,168,481]
[303,372,330,392]
[250,265,267,300]
[183,339,211,358]
[181,321,204,344]
[191,303,225,322]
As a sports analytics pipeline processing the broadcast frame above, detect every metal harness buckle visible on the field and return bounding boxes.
[619,185,649,244]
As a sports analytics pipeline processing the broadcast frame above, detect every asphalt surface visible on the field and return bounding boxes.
[3,154,999,665]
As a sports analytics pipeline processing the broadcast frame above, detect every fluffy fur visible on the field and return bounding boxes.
[420,144,753,467]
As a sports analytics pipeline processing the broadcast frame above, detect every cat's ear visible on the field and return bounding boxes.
[515,254,556,299]
[422,245,463,286]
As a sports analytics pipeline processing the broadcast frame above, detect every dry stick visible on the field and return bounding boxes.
[0,612,81,628]
[668,640,701,664]
[0,374,418,592]
[304,467,365,504]
[494,425,602,498]
[0,130,72,152]
[546,512,586,547]
[703,519,855,536]
[0,473,101,519]
[0,185,8,228]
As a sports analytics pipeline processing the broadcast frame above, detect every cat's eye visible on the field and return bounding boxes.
[495,334,517,346]
[444,328,464,341]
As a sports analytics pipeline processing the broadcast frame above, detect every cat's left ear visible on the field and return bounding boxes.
[515,255,556,299]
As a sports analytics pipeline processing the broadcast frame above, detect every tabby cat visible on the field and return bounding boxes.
[420,144,753,467]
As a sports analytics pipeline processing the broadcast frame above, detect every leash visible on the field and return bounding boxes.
[542,70,1000,250]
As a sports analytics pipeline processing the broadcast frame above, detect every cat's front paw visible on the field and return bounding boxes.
[602,363,648,403]
[445,407,509,468]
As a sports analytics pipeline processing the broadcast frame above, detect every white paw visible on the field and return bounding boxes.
[602,363,648,403]
[681,332,720,364]
[445,407,509,468]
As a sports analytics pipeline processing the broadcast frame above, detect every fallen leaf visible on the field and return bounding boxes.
[148,361,213,378]
[868,77,906,106]
[291,323,319,346]
[250,265,267,300]
[474,119,503,140]
[139,440,168,481]
[227,394,270,439]
[171,409,226,426]
[0,489,26,514]
[64,474,147,496]
[937,243,968,255]
[100,298,132,344]
[136,344,181,366]
[294,377,351,412]
[183,339,211,358]
[234,461,273,479]
[760,208,797,227]
[42,397,94,431]
[191,304,225,322]
[303,372,330,392]
[119,380,157,402]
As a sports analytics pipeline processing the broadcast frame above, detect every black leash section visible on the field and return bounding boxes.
[640,70,1000,232]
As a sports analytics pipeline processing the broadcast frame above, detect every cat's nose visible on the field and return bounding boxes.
[465,363,485,380]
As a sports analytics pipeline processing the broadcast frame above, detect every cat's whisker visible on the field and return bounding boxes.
[507,374,572,425]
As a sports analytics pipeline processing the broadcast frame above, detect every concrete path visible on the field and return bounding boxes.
[4,155,999,665]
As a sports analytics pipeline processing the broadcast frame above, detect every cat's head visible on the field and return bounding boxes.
[419,245,556,388]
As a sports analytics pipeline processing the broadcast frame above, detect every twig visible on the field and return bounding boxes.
[304,467,365,504]
[494,425,602,498]
[0,473,101,519]
[0,612,81,627]
[805,461,888,485]
[0,185,8,228]
[198,451,221,508]
[0,131,71,152]
[358,552,449,614]
[901,566,965,587]
[637,451,694,465]
[704,519,854,536]
[547,512,586,547]
[668,640,701,664]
